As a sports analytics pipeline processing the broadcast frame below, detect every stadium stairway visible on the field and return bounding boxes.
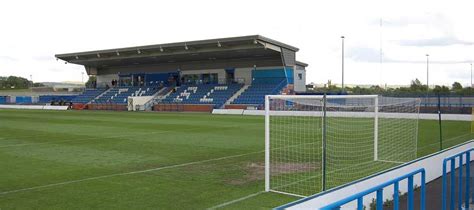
[92,88,112,102]
[160,84,242,108]
[225,85,249,105]
[231,78,288,105]
[71,89,106,104]
[142,87,175,110]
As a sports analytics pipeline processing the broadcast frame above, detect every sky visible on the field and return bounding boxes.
[0,0,473,87]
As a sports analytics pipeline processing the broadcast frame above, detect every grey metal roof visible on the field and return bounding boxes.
[56,35,298,58]
[54,35,302,69]
[296,61,309,67]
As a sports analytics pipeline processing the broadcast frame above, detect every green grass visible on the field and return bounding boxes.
[0,109,472,209]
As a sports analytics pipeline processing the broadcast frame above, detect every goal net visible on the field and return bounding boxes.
[265,95,420,197]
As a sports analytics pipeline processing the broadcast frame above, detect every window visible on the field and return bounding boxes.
[298,73,303,80]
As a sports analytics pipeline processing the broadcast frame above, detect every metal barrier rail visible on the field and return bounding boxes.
[320,168,426,210]
[442,149,474,210]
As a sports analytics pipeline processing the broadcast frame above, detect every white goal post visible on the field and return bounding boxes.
[264,94,420,197]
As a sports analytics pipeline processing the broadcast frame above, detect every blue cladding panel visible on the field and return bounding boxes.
[15,96,32,104]
[286,69,294,84]
[252,69,286,78]
[251,67,294,84]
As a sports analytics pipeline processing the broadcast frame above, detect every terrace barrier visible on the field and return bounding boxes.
[320,168,426,210]
[442,149,474,210]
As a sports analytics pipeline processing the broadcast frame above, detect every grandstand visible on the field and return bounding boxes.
[55,35,308,111]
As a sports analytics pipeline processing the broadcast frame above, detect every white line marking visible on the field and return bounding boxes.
[207,191,264,209]
[269,189,306,198]
[0,150,263,196]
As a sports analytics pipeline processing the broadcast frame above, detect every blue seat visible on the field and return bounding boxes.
[71,89,106,104]
[232,78,287,105]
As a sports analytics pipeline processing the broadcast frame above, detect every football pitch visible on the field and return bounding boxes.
[0,109,472,209]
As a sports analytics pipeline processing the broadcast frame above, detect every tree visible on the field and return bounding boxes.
[85,76,96,88]
[0,76,31,89]
[433,85,450,94]
[451,82,463,91]
[33,83,45,87]
[458,87,474,96]
[369,85,384,94]
[409,78,427,92]
[411,78,423,87]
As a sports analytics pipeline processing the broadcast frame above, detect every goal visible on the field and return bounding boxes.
[264,95,420,197]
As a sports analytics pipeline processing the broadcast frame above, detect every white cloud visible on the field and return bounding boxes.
[398,36,474,47]
[0,56,17,62]
[0,0,473,86]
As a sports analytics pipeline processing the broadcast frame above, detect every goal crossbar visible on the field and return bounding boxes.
[266,95,378,100]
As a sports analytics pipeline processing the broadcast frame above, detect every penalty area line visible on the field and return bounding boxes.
[0,150,263,196]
